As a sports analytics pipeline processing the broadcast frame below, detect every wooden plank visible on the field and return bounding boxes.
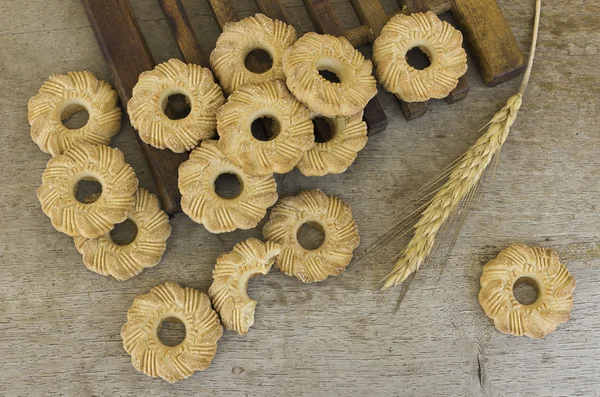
[81,0,186,214]
[255,0,289,22]
[157,0,209,67]
[344,24,375,46]
[349,0,388,36]
[205,0,237,31]
[301,0,388,135]
[451,0,525,86]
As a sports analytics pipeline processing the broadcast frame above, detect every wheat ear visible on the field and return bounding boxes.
[382,0,542,291]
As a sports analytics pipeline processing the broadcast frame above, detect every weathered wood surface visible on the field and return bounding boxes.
[81,0,187,215]
[1,0,600,396]
[452,0,526,86]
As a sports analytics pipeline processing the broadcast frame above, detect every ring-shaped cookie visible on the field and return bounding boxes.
[217,80,314,176]
[28,71,121,156]
[128,59,225,153]
[37,143,138,238]
[208,238,281,334]
[121,282,223,382]
[179,139,278,233]
[210,13,296,94]
[263,189,360,283]
[282,32,377,118]
[74,188,172,280]
[296,111,368,176]
[373,11,467,102]
[479,243,576,339]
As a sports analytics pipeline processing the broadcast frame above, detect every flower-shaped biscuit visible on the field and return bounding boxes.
[210,13,296,94]
[179,140,278,233]
[74,188,171,280]
[282,32,377,117]
[373,12,467,102]
[28,71,121,156]
[217,80,314,176]
[296,111,368,176]
[208,238,281,334]
[479,243,575,339]
[263,189,360,283]
[37,143,138,238]
[128,59,225,153]
[121,282,223,382]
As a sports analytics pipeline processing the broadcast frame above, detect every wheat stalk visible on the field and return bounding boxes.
[382,0,542,291]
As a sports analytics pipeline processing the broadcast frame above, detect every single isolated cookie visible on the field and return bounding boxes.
[121,282,223,382]
[208,238,281,334]
[217,80,314,176]
[179,140,278,233]
[479,243,575,339]
[128,59,225,153]
[263,189,360,283]
[210,13,296,94]
[296,111,368,176]
[282,32,377,118]
[74,188,171,280]
[37,143,138,238]
[28,71,121,156]
[373,11,467,102]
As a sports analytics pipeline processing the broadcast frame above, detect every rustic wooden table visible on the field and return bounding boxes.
[1,0,599,395]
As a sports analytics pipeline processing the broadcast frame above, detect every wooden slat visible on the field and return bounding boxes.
[157,0,209,67]
[344,24,375,46]
[206,0,238,31]
[255,0,289,22]
[349,0,388,36]
[81,0,186,214]
[301,0,388,136]
[451,0,525,86]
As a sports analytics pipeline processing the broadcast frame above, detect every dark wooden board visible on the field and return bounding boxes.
[158,0,209,67]
[256,0,290,23]
[81,0,185,215]
[451,0,525,86]
[301,0,388,136]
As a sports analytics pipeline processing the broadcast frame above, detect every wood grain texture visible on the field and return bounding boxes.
[206,0,238,30]
[157,0,209,66]
[451,0,526,86]
[350,0,388,36]
[3,0,600,396]
[255,0,290,22]
[81,0,186,215]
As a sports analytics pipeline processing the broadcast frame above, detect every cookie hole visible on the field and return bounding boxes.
[406,46,432,70]
[513,277,539,305]
[214,173,242,199]
[251,116,280,141]
[110,219,138,246]
[158,317,186,347]
[75,178,102,203]
[245,48,273,74]
[318,68,341,84]
[296,222,325,250]
[61,105,89,129]
[312,117,335,143]
[163,93,191,120]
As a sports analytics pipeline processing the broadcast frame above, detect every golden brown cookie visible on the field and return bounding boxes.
[263,189,360,283]
[217,80,314,176]
[373,12,467,102]
[74,188,171,280]
[479,243,576,339]
[210,13,296,94]
[282,32,377,118]
[296,112,368,176]
[37,143,138,238]
[28,71,121,156]
[121,282,223,382]
[179,140,278,233]
[128,59,225,153]
[208,238,281,334]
